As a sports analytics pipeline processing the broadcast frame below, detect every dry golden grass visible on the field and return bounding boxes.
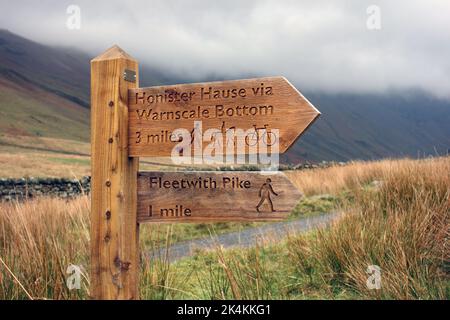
[0,134,212,178]
[0,197,257,299]
[0,150,194,178]
[0,134,91,178]
[0,156,448,299]
[0,134,215,178]
[0,197,90,299]
[0,151,91,178]
[186,157,449,300]
[0,134,91,156]
[286,157,450,196]
[288,156,450,299]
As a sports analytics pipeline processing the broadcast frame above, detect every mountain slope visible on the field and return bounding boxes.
[0,29,90,107]
[0,29,186,142]
[0,29,90,141]
[283,92,450,162]
[0,30,449,163]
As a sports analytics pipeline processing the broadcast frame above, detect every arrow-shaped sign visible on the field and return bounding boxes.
[128,76,320,157]
[137,171,302,223]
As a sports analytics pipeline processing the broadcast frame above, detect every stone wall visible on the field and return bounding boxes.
[0,177,91,201]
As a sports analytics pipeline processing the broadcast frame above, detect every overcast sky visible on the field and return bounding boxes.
[1,0,450,99]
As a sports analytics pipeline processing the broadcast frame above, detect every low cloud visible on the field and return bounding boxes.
[1,0,450,98]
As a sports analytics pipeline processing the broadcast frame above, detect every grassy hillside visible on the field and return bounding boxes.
[0,29,92,172]
[0,81,90,141]
[0,137,190,178]
[1,157,448,299]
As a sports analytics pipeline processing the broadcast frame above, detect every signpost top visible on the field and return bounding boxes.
[91,44,138,62]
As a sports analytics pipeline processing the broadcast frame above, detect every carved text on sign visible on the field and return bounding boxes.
[137,171,302,223]
[128,77,320,157]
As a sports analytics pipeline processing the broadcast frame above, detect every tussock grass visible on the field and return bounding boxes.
[293,157,449,299]
[185,157,450,300]
[0,157,448,299]
[0,197,90,299]
[0,196,259,299]
[285,157,448,196]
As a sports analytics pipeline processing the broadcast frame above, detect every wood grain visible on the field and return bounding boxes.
[90,45,139,300]
[128,77,320,157]
[137,171,302,223]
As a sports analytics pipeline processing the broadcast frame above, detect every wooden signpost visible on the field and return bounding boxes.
[90,46,320,300]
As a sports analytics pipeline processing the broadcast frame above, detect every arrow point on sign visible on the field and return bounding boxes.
[277,77,321,153]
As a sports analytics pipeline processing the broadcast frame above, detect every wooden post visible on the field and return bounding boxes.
[90,46,139,299]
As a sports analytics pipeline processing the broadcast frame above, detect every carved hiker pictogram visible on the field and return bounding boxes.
[256,178,279,213]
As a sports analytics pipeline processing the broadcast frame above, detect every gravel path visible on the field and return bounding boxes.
[148,212,339,262]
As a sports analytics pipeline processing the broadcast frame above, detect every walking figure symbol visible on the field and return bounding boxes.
[256,178,279,213]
